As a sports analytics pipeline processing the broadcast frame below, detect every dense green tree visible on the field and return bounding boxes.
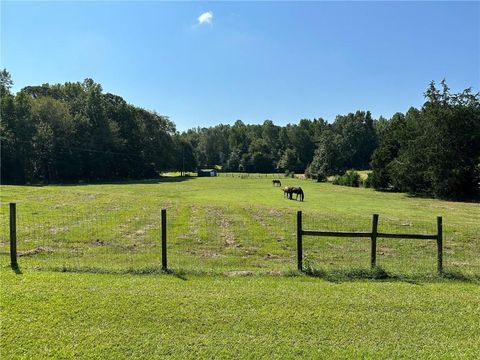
[307,111,377,177]
[1,72,177,183]
[372,81,480,199]
[0,86,18,182]
[172,134,197,175]
[370,112,406,189]
[0,69,13,96]
[278,148,301,173]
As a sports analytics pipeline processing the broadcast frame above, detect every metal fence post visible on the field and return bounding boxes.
[437,216,443,274]
[371,214,379,269]
[10,203,18,269]
[297,211,303,272]
[161,209,167,271]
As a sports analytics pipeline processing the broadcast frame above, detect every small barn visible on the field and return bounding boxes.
[197,168,218,177]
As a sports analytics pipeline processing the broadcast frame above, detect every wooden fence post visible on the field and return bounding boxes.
[10,203,18,269]
[437,216,443,274]
[371,214,379,269]
[297,211,303,272]
[161,209,167,271]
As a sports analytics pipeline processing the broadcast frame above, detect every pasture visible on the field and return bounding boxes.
[1,176,479,358]
[1,175,479,276]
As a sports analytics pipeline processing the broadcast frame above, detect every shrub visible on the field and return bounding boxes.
[362,173,373,188]
[316,172,327,182]
[333,170,361,187]
[305,166,327,182]
[284,170,294,178]
[304,166,312,179]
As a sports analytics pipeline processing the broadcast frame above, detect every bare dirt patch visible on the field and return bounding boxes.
[378,245,395,256]
[187,249,224,258]
[209,207,240,248]
[223,270,255,277]
[18,246,52,257]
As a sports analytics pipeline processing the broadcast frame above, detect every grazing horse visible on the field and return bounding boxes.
[290,187,304,201]
[283,186,292,199]
[272,179,282,187]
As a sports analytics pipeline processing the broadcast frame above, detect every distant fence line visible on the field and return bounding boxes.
[219,172,302,179]
[6,203,444,274]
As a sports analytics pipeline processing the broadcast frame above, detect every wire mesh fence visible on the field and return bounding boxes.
[0,202,164,272]
[219,173,299,179]
[1,202,478,275]
[300,212,441,274]
[166,204,296,272]
[0,202,297,273]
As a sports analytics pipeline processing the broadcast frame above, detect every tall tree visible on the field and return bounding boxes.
[372,81,480,199]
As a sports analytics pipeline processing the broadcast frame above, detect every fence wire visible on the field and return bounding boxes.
[301,212,441,274]
[1,202,478,275]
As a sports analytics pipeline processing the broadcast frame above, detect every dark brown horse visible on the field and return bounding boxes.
[272,179,282,187]
[290,187,304,201]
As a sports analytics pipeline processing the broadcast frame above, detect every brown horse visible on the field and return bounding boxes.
[290,187,304,201]
[283,186,292,198]
[272,179,282,187]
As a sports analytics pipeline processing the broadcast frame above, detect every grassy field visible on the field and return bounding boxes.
[1,176,479,358]
[1,175,479,276]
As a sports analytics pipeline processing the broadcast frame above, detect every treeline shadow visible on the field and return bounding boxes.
[4,176,197,187]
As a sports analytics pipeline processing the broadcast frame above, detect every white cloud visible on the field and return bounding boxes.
[198,11,213,25]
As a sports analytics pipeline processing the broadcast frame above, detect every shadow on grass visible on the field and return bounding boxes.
[19,265,480,284]
[11,264,23,274]
[45,265,191,280]
[6,176,197,187]
[403,192,480,204]
[298,266,480,284]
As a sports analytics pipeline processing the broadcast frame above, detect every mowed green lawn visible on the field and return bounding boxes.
[1,177,479,358]
[1,271,479,359]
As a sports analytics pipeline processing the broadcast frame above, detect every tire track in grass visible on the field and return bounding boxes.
[233,205,286,270]
[174,204,220,271]
[167,201,192,269]
[189,204,261,271]
[198,206,247,271]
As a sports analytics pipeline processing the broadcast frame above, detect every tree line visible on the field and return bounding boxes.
[370,81,480,199]
[1,71,182,183]
[1,70,479,200]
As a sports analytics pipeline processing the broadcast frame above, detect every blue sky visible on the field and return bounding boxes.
[1,1,479,131]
